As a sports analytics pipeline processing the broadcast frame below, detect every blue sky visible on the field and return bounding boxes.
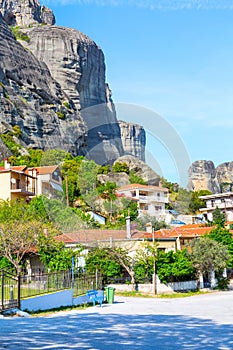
[43,0,233,185]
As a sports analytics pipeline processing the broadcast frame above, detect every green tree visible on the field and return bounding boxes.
[40,149,71,166]
[0,220,44,274]
[112,162,129,174]
[212,207,226,227]
[85,247,123,279]
[61,156,84,204]
[134,241,158,283]
[156,249,196,284]
[189,190,212,214]
[187,236,229,288]
[129,170,146,185]
[208,226,233,268]
[78,159,99,195]
[135,215,167,231]
[38,233,81,272]
[98,165,111,174]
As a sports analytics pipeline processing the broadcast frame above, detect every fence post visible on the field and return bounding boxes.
[1,271,4,310]
[17,274,21,310]
[95,269,98,289]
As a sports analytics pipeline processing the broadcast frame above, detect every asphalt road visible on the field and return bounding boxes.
[1,291,233,350]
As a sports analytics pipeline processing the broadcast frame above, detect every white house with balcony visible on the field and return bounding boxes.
[117,184,169,220]
[199,192,233,222]
[27,165,63,199]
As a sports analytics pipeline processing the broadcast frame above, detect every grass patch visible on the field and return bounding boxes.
[115,290,209,298]
[29,303,89,317]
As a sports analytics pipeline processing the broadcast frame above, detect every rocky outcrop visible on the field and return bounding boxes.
[0,138,11,159]
[97,172,130,188]
[0,0,55,26]
[188,160,220,193]
[0,0,145,165]
[119,120,145,161]
[22,24,123,165]
[114,155,160,186]
[216,162,233,192]
[0,12,87,155]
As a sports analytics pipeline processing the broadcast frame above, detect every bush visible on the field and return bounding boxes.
[216,276,230,290]
[112,162,129,174]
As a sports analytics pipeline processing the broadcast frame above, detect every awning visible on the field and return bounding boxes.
[51,182,63,192]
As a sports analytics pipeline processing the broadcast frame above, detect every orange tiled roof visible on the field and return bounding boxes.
[27,165,59,175]
[0,165,27,172]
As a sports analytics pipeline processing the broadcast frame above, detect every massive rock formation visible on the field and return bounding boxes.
[0,0,145,164]
[118,121,146,162]
[0,12,86,154]
[216,162,233,192]
[0,0,55,26]
[188,160,220,193]
[189,160,233,193]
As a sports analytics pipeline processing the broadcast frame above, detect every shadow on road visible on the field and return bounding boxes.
[1,311,233,349]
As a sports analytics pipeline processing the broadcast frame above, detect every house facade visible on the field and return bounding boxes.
[117,184,169,220]
[0,159,36,201]
[27,165,63,199]
[0,159,63,201]
[199,192,233,222]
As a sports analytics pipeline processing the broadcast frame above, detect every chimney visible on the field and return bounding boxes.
[126,216,131,239]
[4,158,10,170]
[146,222,153,233]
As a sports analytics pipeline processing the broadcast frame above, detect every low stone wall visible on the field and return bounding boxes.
[108,279,198,294]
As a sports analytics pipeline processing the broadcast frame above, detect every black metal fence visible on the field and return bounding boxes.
[73,273,103,297]
[20,270,72,299]
[0,269,103,312]
[0,270,19,311]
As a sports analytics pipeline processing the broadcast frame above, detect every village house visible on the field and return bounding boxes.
[0,159,63,201]
[0,159,37,201]
[27,165,63,199]
[116,184,169,220]
[199,192,233,222]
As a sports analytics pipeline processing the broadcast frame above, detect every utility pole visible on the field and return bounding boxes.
[65,176,69,207]
[152,228,157,294]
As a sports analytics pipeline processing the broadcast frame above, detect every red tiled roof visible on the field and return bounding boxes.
[55,229,148,245]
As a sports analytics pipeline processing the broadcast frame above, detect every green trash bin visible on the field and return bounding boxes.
[105,287,115,304]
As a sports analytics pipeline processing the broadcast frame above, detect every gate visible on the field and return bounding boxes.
[0,270,20,312]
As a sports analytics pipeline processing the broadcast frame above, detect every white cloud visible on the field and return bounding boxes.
[43,0,233,10]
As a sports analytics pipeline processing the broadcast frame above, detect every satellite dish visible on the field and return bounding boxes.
[11,178,16,184]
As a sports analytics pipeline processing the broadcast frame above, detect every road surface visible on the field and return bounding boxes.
[1,291,233,349]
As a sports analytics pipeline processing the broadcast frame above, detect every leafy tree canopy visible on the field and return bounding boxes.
[212,207,226,227]
[85,247,124,278]
[187,236,229,278]
[189,190,212,214]
[208,226,233,268]
[156,249,195,284]
[112,162,129,174]
[135,215,167,231]
[129,170,146,185]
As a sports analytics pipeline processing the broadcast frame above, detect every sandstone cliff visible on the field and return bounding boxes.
[0,0,146,164]
[216,162,233,192]
[0,0,55,26]
[188,160,233,193]
[118,121,146,162]
[0,12,87,154]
